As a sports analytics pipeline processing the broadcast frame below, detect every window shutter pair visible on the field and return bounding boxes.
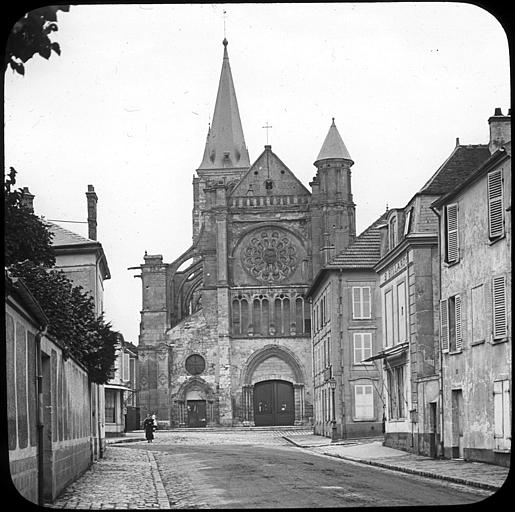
[440,296,462,351]
[492,276,507,339]
[488,169,504,239]
[446,204,459,263]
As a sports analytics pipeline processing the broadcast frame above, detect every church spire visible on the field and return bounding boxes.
[198,39,250,170]
[314,118,353,165]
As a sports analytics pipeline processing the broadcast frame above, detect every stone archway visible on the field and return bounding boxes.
[240,345,307,426]
[173,377,218,427]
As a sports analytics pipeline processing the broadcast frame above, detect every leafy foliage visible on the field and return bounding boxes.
[4,167,56,267]
[9,261,119,384]
[5,5,70,75]
[5,168,118,383]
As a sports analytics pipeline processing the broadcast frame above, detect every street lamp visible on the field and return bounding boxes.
[329,378,337,442]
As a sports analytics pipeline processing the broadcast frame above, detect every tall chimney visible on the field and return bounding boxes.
[86,184,98,240]
[488,107,511,154]
[20,187,35,213]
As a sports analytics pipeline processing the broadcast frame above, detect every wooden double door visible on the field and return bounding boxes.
[187,400,206,427]
[253,380,294,426]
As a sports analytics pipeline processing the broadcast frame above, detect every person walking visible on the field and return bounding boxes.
[143,414,155,443]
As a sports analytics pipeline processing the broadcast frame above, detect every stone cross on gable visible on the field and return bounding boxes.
[262,122,272,145]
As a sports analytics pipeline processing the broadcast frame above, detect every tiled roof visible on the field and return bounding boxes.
[45,221,95,247]
[326,213,387,269]
[419,144,490,195]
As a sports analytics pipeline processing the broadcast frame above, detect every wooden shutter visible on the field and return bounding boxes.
[440,299,449,352]
[488,169,504,238]
[355,385,374,419]
[493,381,504,443]
[492,276,507,339]
[455,295,462,351]
[503,381,511,447]
[446,203,459,262]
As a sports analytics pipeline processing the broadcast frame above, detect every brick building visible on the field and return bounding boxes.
[135,39,358,427]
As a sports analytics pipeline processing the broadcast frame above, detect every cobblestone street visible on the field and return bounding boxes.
[46,430,502,509]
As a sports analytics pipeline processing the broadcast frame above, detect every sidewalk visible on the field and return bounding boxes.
[284,435,510,492]
[47,445,170,509]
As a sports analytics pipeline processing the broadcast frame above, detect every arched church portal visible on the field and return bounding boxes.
[241,345,307,426]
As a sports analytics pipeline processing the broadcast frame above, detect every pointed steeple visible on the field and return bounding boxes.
[315,118,353,165]
[198,39,250,170]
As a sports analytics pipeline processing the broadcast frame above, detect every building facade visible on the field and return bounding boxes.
[105,335,139,437]
[374,140,491,456]
[135,40,358,427]
[307,216,385,440]
[432,109,511,466]
[21,185,111,458]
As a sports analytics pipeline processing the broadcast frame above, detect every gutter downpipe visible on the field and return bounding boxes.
[430,204,445,458]
[36,326,47,506]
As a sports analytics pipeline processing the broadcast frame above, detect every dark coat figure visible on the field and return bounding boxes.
[143,416,154,442]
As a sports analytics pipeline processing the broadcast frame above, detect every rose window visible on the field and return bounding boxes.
[241,230,297,283]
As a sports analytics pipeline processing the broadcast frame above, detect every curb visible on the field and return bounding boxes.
[322,453,502,492]
[284,437,502,492]
[107,437,146,444]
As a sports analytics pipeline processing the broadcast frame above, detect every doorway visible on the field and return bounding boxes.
[253,380,294,426]
[187,400,206,427]
[428,402,437,458]
[451,389,464,458]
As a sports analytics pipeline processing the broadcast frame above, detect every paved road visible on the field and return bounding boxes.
[117,431,490,509]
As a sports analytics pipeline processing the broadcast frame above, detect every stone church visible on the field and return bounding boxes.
[136,39,357,427]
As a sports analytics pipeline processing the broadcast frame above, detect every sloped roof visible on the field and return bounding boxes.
[315,119,353,163]
[46,221,96,247]
[198,39,250,170]
[419,144,490,195]
[230,145,311,197]
[326,213,387,270]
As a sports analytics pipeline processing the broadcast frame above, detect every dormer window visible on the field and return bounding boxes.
[389,216,397,250]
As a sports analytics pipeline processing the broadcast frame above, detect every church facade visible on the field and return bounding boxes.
[136,39,358,427]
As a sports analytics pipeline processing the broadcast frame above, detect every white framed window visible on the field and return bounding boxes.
[445,203,459,263]
[385,289,394,347]
[440,295,462,353]
[492,276,507,339]
[389,216,397,250]
[403,208,413,236]
[494,380,511,451]
[488,169,504,239]
[352,286,371,319]
[397,281,407,343]
[387,365,406,420]
[354,384,374,420]
[353,333,372,364]
[122,352,130,381]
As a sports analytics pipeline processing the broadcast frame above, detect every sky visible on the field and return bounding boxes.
[4,3,510,344]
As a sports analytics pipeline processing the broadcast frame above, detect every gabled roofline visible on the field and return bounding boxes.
[431,146,510,209]
[230,146,311,197]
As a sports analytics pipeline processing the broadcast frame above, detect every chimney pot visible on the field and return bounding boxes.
[455,137,460,147]
[494,107,503,116]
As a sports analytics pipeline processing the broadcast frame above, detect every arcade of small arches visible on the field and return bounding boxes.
[231,291,311,337]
